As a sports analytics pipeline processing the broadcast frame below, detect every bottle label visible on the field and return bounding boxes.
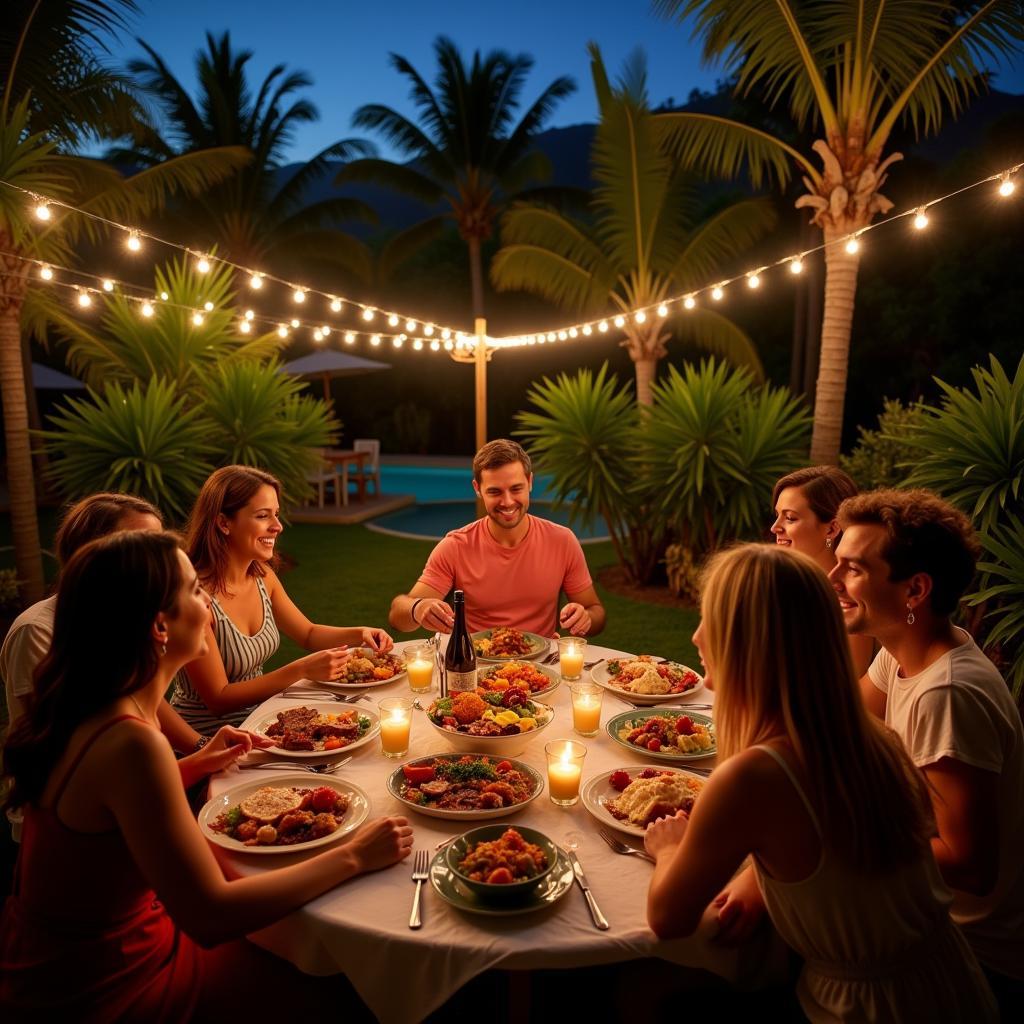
[447,669,477,692]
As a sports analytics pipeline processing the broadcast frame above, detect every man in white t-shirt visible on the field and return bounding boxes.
[830,488,1024,999]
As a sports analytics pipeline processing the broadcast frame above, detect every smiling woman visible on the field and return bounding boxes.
[170,466,395,735]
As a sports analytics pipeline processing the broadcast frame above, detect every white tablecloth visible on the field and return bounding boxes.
[208,643,787,1023]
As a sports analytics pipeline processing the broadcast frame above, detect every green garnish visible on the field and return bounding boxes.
[224,806,242,828]
[479,691,506,707]
[358,716,371,733]
[607,661,622,676]
[437,759,497,783]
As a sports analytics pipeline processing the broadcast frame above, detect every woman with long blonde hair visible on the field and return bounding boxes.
[645,544,995,1021]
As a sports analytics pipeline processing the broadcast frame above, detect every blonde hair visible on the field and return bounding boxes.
[701,543,934,871]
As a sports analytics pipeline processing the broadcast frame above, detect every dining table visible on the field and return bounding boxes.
[322,448,371,504]
[206,640,789,1024]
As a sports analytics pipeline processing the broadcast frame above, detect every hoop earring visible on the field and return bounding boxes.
[906,605,915,626]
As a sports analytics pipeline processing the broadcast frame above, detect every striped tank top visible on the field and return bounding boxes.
[171,576,280,736]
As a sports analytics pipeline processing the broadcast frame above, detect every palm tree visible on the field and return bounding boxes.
[491,47,777,405]
[335,36,577,322]
[1,1,246,601]
[112,32,377,283]
[654,0,1023,462]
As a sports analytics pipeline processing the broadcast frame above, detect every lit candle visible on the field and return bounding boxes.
[558,636,587,680]
[573,694,601,735]
[545,740,586,806]
[378,697,412,758]
[407,657,433,692]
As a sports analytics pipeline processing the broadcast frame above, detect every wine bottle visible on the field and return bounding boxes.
[445,590,477,692]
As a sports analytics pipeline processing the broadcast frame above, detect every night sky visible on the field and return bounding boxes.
[102,0,1024,162]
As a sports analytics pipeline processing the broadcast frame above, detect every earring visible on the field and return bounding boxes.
[825,537,833,550]
[906,605,915,626]
[159,642,167,656]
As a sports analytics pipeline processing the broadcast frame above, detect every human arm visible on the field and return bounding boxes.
[559,584,605,637]
[389,582,454,634]
[711,862,768,945]
[107,724,413,947]
[923,756,999,897]
[176,726,275,789]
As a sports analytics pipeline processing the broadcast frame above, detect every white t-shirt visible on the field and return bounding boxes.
[1,595,56,730]
[869,628,1024,979]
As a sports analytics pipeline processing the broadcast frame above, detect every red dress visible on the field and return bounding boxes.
[0,716,201,1022]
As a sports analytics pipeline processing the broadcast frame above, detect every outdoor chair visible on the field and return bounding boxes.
[305,452,344,508]
[351,438,381,499]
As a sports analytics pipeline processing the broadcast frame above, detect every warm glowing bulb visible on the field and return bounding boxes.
[441,328,451,340]
[430,340,440,351]
[77,291,92,308]
[292,289,305,303]
[344,331,355,344]
[290,318,300,328]
[239,320,252,334]
[393,336,403,347]
[569,327,578,338]
[203,301,214,312]
[635,310,647,324]
[330,297,342,313]
[789,258,804,275]
[598,320,609,332]
[362,308,374,322]
[747,273,760,289]
[141,301,154,318]
[159,291,169,301]
[370,334,381,346]
[244,309,255,321]
[444,339,454,351]
[321,325,331,336]
[196,256,210,273]
[405,319,416,332]
[913,208,929,230]
[657,304,669,317]
[39,265,54,281]
[558,330,568,340]
[424,324,435,337]
[582,324,592,336]
[35,202,51,221]
[388,314,399,327]
[845,236,860,254]
[192,311,204,326]
[683,294,696,309]
[250,273,263,289]
[126,231,142,252]
[998,173,1015,197]
[712,285,724,301]
[413,338,423,351]
[277,324,288,338]
[546,332,556,342]
[613,315,625,328]
[313,328,324,342]
[99,279,113,292]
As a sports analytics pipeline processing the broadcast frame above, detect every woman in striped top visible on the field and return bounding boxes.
[172,466,393,735]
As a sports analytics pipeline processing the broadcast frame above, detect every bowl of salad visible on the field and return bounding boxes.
[425,689,553,756]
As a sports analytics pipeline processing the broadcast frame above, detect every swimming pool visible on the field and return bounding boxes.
[369,465,610,542]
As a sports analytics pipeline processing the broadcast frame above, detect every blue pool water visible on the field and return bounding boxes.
[370,465,609,542]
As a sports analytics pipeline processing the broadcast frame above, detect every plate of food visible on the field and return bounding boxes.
[592,655,703,706]
[387,754,544,819]
[200,774,370,854]
[582,766,706,838]
[430,826,573,915]
[314,647,407,688]
[477,660,560,699]
[471,627,549,662]
[252,703,380,759]
[425,690,553,756]
[606,708,716,761]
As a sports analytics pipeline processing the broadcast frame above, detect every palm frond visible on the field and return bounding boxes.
[675,306,764,380]
[490,244,608,312]
[375,215,448,282]
[262,229,374,284]
[334,157,444,205]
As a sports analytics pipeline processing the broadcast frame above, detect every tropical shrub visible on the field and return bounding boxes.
[840,398,929,491]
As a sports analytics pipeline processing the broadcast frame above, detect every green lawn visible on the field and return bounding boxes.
[0,513,700,674]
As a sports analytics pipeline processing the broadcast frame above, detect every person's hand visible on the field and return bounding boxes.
[644,809,689,860]
[297,646,351,682]
[187,726,271,777]
[712,866,767,946]
[361,627,393,652]
[558,602,591,636]
[346,816,414,873]
[413,598,454,633]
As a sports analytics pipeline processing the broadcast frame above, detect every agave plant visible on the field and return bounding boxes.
[39,378,215,520]
[840,398,929,491]
[903,355,1024,534]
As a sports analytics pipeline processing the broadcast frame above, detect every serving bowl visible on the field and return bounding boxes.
[425,698,554,757]
[446,824,559,900]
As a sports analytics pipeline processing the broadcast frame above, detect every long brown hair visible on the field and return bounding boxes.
[3,531,183,810]
[55,492,163,567]
[184,465,281,595]
[702,543,934,872]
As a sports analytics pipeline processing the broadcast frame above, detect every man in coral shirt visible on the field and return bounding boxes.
[389,439,605,637]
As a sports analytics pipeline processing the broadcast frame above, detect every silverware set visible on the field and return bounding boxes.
[615,698,714,711]
[598,828,655,863]
[280,689,369,703]
[238,755,353,774]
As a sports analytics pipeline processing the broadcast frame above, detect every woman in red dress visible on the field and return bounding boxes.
[0,530,413,1022]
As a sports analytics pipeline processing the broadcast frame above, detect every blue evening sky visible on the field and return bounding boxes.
[103,0,1024,162]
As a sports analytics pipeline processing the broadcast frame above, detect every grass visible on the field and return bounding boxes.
[0,512,699,673]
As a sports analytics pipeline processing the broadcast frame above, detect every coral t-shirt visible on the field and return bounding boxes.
[417,516,593,635]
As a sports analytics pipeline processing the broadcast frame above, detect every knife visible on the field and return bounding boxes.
[566,850,609,930]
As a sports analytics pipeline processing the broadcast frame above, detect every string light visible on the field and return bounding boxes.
[598,320,609,332]
[293,288,306,303]
[321,325,331,336]
[613,315,625,328]
[388,314,399,327]
[76,290,92,308]
[430,340,440,351]
[913,208,929,230]
[634,311,647,324]
[845,235,860,254]
[203,301,214,312]
[34,200,51,221]
[569,327,578,338]
[344,331,355,344]
[290,318,300,328]
[441,328,451,340]
[656,303,668,317]
[141,301,154,318]
[102,278,114,292]
[424,324,435,337]
[370,334,381,346]
[39,265,53,281]
[159,291,169,301]
[998,172,1015,197]
[711,285,724,301]
[244,309,255,321]
[191,311,204,326]
[582,324,592,336]
[789,258,804,275]
[393,335,403,347]
[747,273,761,289]
[413,338,423,351]
[313,328,324,342]
[444,339,454,351]
[277,324,288,338]
[405,319,417,332]
[362,308,375,322]
[250,273,263,289]
[558,330,568,340]
[330,297,342,313]
[195,255,211,274]
[683,294,696,309]
[126,230,142,252]
[239,320,252,334]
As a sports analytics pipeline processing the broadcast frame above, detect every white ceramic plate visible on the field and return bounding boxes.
[605,709,717,762]
[199,774,370,855]
[311,647,407,689]
[386,753,545,820]
[591,656,704,706]
[582,765,707,838]
[471,629,549,662]
[251,702,380,760]
[477,660,561,699]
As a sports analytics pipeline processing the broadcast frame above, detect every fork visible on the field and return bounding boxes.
[598,828,656,863]
[282,690,368,703]
[409,849,429,929]
[238,756,352,774]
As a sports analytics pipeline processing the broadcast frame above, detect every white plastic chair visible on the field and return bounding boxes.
[352,438,381,498]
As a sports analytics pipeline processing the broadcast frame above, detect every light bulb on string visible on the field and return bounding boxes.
[388,314,399,327]
[635,310,647,324]
[293,289,306,303]
[239,320,252,335]
[244,309,255,321]
[250,273,263,289]
[203,301,214,312]
[998,172,1015,197]
[657,303,668,317]
[330,297,342,313]
[344,331,355,344]
[34,200,52,221]
[546,332,556,342]
[393,335,404,348]
[277,324,288,338]
[569,327,578,338]
[613,315,625,328]
[430,340,440,351]
[582,324,592,336]
[413,339,423,351]
[196,255,211,274]
[913,208,929,230]
[370,334,381,346]
[444,339,454,351]
[747,273,760,289]
[141,301,155,318]
[313,328,324,342]
[192,311,204,326]
[598,320,609,332]
[683,294,696,309]
[711,285,724,301]
[159,291,169,301]
[558,330,568,340]
[321,325,331,337]
[39,265,54,281]
[424,324,435,337]
[77,290,92,308]
[362,308,375,322]
[405,319,416,332]
[126,230,142,252]
[844,235,860,255]
[789,257,804,275]
[290,318,300,329]
[441,328,451,340]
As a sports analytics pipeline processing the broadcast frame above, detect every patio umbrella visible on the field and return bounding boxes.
[32,363,86,390]
[280,351,391,401]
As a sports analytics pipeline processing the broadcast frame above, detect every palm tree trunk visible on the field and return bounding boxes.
[467,236,486,322]
[0,272,45,603]
[810,225,861,463]
[634,357,657,406]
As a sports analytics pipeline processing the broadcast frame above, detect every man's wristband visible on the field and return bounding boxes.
[192,734,210,752]
[410,598,423,626]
